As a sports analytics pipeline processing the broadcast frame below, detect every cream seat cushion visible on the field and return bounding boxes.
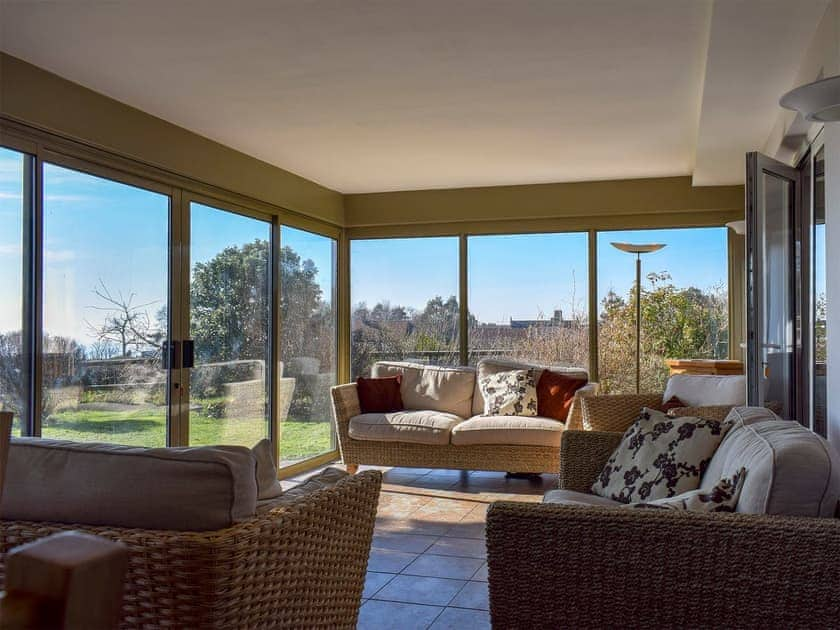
[543,489,622,507]
[450,416,564,447]
[663,374,746,407]
[349,410,464,446]
[702,407,840,517]
[372,361,476,418]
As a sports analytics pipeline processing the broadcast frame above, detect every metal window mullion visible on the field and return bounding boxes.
[588,230,599,382]
[270,220,282,466]
[459,235,469,365]
[22,152,42,436]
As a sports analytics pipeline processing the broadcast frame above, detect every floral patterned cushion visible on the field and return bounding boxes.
[478,369,538,417]
[625,468,746,512]
[591,407,728,503]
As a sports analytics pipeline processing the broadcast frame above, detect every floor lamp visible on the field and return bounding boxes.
[611,242,666,393]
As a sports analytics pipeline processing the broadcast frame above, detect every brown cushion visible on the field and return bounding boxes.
[537,371,588,421]
[661,395,685,413]
[357,375,404,413]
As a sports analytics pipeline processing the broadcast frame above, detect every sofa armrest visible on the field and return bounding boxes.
[331,383,361,460]
[580,392,663,432]
[558,430,622,491]
[565,382,599,430]
[486,502,840,628]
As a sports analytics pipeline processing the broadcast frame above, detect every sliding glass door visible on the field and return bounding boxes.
[188,201,272,447]
[41,162,172,446]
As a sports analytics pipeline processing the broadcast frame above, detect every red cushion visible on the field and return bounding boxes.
[661,395,686,412]
[356,376,404,414]
[536,371,588,422]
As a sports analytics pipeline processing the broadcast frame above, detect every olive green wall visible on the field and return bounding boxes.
[0,53,345,226]
[344,176,744,235]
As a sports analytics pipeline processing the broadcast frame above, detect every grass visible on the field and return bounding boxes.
[41,406,332,463]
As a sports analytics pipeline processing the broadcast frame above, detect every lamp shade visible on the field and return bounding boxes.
[780,75,840,122]
[610,242,666,255]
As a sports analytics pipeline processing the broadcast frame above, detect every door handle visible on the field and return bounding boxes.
[183,339,195,369]
[161,340,181,369]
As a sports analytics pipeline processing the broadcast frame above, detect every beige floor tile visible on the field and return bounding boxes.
[402,553,484,580]
[372,532,439,554]
[429,607,491,630]
[367,549,419,573]
[427,537,487,559]
[372,574,467,607]
[357,600,443,630]
[363,571,396,599]
[471,563,488,581]
[449,581,489,611]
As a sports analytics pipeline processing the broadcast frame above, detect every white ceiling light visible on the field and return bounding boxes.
[780,75,840,122]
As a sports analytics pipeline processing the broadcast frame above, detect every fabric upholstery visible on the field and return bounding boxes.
[349,410,464,445]
[356,375,404,413]
[627,468,746,512]
[478,369,539,417]
[663,374,746,407]
[542,488,622,507]
[473,358,588,416]
[252,438,283,500]
[702,407,840,517]
[1,438,258,531]
[537,370,588,421]
[451,415,565,447]
[373,361,475,418]
[591,408,728,503]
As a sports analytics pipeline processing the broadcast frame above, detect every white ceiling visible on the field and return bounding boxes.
[0,0,829,193]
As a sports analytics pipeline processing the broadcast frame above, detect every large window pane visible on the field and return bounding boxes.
[42,164,170,445]
[814,146,826,436]
[597,227,729,393]
[0,147,30,435]
[468,233,589,368]
[351,237,459,378]
[279,226,336,465]
[189,202,270,447]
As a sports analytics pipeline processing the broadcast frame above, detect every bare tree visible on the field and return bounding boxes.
[85,280,162,358]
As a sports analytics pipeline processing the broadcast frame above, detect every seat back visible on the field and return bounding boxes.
[371,361,475,418]
[702,407,840,517]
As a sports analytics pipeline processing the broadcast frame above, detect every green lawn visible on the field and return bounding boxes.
[42,406,332,462]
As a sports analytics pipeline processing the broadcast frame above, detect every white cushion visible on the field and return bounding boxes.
[478,369,538,417]
[1,438,258,531]
[702,407,840,517]
[473,358,588,416]
[543,489,622,507]
[591,408,729,503]
[450,415,564,447]
[372,361,475,418]
[625,468,746,513]
[349,410,464,446]
[663,374,746,407]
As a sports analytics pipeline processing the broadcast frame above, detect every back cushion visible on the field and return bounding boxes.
[1,439,258,531]
[372,361,475,418]
[473,358,588,417]
[663,374,746,407]
[703,407,840,517]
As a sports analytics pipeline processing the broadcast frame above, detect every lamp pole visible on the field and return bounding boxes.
[611,242,666,393]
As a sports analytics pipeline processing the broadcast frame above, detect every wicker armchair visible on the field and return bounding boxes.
[1,470,382,629]
[486,431,840,628]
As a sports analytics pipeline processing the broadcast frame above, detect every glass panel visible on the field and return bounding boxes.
[467,233,588,367]
[42,164,170,445]
[189,202,270,447]
[351,237,459,378]
[813,146,826,436]
[279,226,337,465]
[0,147,30,435]
[759,174,794,418]
[597,228,729,393]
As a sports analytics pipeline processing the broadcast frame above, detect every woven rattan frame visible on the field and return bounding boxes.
[558,430,623,492]
[486,501,840,628]
[580,393,663,432]
[331,384,561,473]
[1,470,382,629]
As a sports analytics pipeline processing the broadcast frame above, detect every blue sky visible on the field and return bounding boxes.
[351,228,730,324]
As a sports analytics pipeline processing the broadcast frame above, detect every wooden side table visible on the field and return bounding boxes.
[665,359,744,376]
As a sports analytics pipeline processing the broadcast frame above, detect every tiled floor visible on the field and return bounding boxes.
[285,465,557,630]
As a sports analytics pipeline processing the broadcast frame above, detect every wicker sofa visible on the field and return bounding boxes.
[486,407,840,628]
[0,438,382,629]
[332,359,598,474]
